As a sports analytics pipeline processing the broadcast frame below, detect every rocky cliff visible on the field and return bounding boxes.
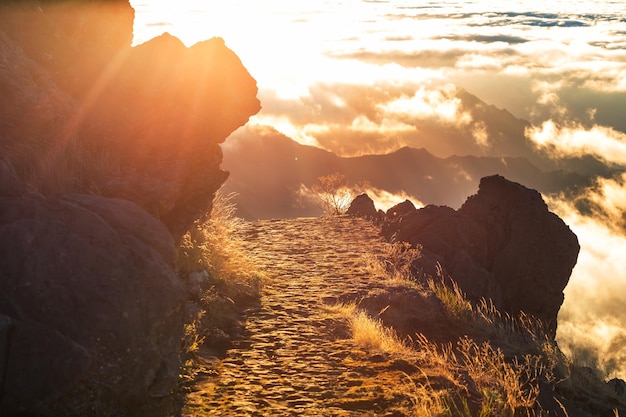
[379,175,580,336]
[0,0,259,414]
[0,161,186,415]
[0,0,260,241]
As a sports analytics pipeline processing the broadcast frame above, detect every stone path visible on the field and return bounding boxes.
[181,217,420,416]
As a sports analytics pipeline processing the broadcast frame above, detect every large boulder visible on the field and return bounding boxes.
[80,33,260,240]
[346,193,379,219]
[0,1,260,241]
[382,175,579,335]
[0,165,185,415]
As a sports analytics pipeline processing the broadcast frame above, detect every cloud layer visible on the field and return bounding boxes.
[549,177,626,377]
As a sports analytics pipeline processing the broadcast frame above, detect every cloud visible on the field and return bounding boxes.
[527,120,626,165]
[441,34,530,44]
[328,49,467,68]
[379,85,471,123]
[145,22,172,27]
[548,182,626,378]
[466,11,592,28]
[365,187,424,212]
[252,81,543,161]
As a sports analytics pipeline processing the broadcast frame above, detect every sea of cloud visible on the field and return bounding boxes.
[548,177,626,378]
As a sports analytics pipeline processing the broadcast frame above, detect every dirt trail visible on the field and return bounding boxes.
[181,216,418,416]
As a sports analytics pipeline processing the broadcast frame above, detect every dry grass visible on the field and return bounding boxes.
[363,241,422,287]
[177,191,263,301]
[456,337,543,416]
[353,241,587,416]
[176,191,264,387]
[331,300,553,416]
[427,269,473,321]
[177,192,262,292]
[402,374,450,417]
[330,302,413,356]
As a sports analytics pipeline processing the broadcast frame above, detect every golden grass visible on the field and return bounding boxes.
[363,241,422,287]
[402,374,450,417]
[330,300,553,416]
[353,241,592,416]
[177,191,264,300]
[344,303,413,356]
[427,269,473,321]
[176,190,264,387]
[457,337,542,416]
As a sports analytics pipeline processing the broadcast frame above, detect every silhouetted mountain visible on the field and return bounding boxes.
[222,126,598,220]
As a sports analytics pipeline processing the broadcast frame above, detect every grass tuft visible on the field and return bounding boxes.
[177,191,263,301]
[363,241,422,287]
[355,239,603,416]
[175,190,264,389]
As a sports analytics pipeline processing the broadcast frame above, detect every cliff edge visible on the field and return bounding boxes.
[0,0,260,241]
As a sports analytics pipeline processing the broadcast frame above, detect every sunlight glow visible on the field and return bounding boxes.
[551,191,626,377]
[366,188,424,212]
[527,120,626,165]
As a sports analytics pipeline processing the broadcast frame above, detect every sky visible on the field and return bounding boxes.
[130,0,626,378]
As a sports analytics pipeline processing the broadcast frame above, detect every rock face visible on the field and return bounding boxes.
[382,175,580,335]
[346,193,379,219]
[0,165,185,415]
[0,1,258,413]
[0,1,260,241]
[386,199,417,218]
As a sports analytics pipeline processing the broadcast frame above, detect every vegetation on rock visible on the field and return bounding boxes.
[340,237,625,416]
[175,191,264,393]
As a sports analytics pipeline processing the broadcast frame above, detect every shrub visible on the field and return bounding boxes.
[311,172,354,215]
[310,172,371,216]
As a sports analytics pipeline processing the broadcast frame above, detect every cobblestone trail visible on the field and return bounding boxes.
[182,217,418,416]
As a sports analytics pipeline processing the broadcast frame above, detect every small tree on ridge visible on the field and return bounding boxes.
[311,172,355,216]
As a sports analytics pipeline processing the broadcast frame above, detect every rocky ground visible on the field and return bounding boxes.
[177,214,625,417]
[180,216,428,416]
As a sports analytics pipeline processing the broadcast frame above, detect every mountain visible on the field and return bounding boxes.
[221,125,594,220]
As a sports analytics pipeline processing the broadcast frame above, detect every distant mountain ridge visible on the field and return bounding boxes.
[222,126,595,220]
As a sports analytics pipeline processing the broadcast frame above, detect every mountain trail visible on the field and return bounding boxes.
[181,216,421,416]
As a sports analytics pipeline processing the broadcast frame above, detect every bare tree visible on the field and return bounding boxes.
[311,172,354,216]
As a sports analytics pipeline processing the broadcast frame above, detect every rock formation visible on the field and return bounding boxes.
[0,0,259,414]
[379,175,580,336]
[386,199,416,218]
[0,163,185,415]
[346,193,379,219]
[0,0,260,241]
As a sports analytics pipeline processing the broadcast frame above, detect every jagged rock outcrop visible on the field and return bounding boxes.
[381,175,580,335]
[0,0,260,241]
[346,193,379,219]
[0,163,185,415]
[386,199,416,218]
[0,1,259,414]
